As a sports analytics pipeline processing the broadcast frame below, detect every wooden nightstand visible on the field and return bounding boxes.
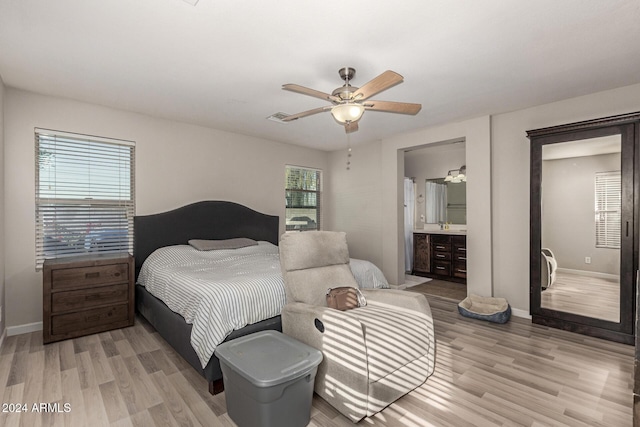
[42,253,135,344]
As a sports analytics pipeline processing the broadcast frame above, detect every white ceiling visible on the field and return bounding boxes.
[1,0,639,151]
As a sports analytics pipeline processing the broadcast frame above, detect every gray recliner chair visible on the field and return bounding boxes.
[279,231,436,422]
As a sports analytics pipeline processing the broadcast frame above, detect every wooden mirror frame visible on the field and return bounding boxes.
[527,111,640,345]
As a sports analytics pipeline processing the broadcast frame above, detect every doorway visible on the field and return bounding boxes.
[404,140,467,301]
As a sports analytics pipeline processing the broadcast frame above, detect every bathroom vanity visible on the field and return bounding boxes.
[413,230,466,284]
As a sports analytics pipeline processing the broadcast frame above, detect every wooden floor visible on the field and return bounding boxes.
[409,279,468,302]
[542,270,620,322]
[0,296,633,426]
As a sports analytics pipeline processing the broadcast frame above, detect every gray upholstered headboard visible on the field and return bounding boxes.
[133,200,279,279]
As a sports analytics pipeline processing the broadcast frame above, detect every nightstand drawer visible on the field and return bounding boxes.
[51,303,129,335]
[51,263,128,290]
[51,283,129,313]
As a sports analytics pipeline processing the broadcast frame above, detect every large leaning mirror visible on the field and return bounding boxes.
[528,112,640,344]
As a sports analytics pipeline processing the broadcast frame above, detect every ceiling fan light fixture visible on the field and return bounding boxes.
[331,103,365,124]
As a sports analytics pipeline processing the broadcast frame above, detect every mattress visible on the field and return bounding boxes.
[138,242,285,367]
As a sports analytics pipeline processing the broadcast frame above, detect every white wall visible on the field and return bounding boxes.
[4,88,327,330]
[491,82,640,311]
[325,141,384,267]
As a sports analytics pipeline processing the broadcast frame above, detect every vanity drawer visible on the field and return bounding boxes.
[430,234,450,244]
[454,252,467,263]
[432,242,451,252]
[433,260,451,276]
[433,251,451,261]
[453,263,467,279]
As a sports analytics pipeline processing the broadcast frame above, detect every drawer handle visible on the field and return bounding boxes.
[435,246,446,250]
[458,248,466,252]
[436,266,446,270]
[85,272,100,279]
[436,254,446,258]
[459,257,467,261]
[457,269,467,273]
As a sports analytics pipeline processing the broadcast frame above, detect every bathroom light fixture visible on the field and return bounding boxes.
[331,103,365,124]
[444,165,466,183]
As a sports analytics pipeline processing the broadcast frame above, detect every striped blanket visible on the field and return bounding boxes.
[138,241,388,368]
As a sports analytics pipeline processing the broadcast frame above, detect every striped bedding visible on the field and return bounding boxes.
[138,241,388,368]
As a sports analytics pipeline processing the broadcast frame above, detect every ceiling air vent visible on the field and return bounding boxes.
[267,112,291,124]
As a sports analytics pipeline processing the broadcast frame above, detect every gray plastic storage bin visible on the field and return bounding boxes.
[214,330,323,427]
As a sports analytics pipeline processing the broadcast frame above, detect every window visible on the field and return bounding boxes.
[35,129,135,269]
[285,165,321,231]
[595,170,621,249]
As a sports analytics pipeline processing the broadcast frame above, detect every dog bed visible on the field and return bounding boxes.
[458,294,511,324]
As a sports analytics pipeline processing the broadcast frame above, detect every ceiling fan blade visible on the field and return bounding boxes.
[352,70,404,101]
[281,106,331,122]
[282,84,341,103]
[344,121,359,133]
[363,100,422,115]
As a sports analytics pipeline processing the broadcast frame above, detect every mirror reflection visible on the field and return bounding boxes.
[425,178,466,225]
[540,135,621,322]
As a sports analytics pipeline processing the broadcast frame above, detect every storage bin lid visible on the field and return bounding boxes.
[215,330,323,387]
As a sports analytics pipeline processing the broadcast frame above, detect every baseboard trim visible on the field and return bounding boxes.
[556,268,618,281]
[511,307,532,319]
[7,321,43,337]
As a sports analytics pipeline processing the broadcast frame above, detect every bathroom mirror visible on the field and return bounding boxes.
[425,178,466,224]
[528,112,639,344]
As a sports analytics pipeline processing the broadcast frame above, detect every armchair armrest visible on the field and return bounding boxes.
[360,288,433,319]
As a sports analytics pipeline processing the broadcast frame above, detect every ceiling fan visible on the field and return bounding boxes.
[281,67,422,133]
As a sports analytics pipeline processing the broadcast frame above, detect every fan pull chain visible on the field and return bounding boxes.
[346,133,352,170]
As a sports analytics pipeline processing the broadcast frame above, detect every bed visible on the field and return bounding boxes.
[134,200,389,394]
[134,201,282,394]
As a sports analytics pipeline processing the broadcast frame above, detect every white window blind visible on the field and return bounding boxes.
[35,129,135,269]
[285,165,321,231]
[595,170,621,249]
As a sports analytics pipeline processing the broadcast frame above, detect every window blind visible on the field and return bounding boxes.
[285,165,321,231]
[35,129,135,269]
[595,170,621,249]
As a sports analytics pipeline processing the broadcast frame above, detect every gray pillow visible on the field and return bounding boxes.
[188,238,258,251]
